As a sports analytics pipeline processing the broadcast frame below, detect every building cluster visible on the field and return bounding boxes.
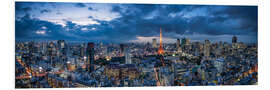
[15,29,257,88]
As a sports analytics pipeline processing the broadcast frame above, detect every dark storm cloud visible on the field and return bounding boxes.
[15,2,257,43]
[15,4,32,12]
[74,3,86,8]
[210,6,257,32]
[15,15,77,40]
[40,9,51,14]
[104,4,257,43]
[88,7,93,10]
[108,4,189,37]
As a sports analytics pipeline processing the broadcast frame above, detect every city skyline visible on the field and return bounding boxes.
[16,2,257,44]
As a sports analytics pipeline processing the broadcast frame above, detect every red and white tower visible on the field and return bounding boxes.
[158,27,164,55]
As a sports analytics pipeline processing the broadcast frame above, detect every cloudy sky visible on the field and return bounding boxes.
[15,2,257,44]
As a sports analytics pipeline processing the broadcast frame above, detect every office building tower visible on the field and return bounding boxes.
[57,40,67,55]
[232,36,237,43]
[120,44,125,57]
[176,39,182,53]
[125,47,131,64]
[204,40,211,58]
[86,42,95,72]
[232,36,238,49]
[48,42,54,56]
[57,40,65,49]
[181,38,186,45]
[80,44,85,57]
[153,38,157,48]
[186,38,190,45]
[176,39,180,49]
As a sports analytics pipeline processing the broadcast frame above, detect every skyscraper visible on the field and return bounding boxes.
[176,39,182,53]
[186,38,190,45]
[125,47,131,64]
[80,44,85,57]
[232,36,238,49]
[204,40,211,58]
[153,38,157,48]
[60,40,65,49]
[181,38,186,45]
[176,39,180,49]
[120,44,125,57]
[232,36,237,43]
[57,40,67,55]
[86,42,95,72]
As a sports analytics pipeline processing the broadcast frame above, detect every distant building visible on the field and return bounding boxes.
[86,42,95,72]
[48,42,55,56]
[214,58,225,73]
[176,39,182,53]
[57,40,66,49]
[181,38,186,45]
[232,36,238,49]
[125,46,132,64]
[232,36,237,43]
[204,40,211,58]
[176,39,180,49]
[120,44,125,57]
[186,38,190,45]
[152,38,157,48]
[80,44,85,57]
[104,64,139,82]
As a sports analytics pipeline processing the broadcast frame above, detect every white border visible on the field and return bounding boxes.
[15,0,258,6]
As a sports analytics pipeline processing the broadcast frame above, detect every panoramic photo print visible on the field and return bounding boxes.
[15,2,258,88]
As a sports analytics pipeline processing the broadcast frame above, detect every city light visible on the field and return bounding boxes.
[15,2,258,88]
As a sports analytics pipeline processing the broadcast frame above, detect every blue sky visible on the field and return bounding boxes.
[15,2,258,43]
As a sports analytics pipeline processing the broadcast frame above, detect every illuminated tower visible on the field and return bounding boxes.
[158,27,164,55]
[158,28,165,67]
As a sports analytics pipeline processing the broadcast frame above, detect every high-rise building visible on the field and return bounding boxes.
[80,44,85,57]
[181,38,186,45]
[57,40,67,55]
[204,40,211,58]
[48,42,54,56]
[176,39,180,49]
[86,42,95,72]
[125,47,131,64]
[153,38,157,48]
[232,36,237,43]
[120,44,125,57]
[232,36,238,49]
[176,39,182,53]
[61,40,65,49]
[186,38,190,45]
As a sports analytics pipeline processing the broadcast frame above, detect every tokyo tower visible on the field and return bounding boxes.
[158,27,164,55]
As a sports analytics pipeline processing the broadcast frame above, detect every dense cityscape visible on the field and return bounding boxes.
[15,28,258,88]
